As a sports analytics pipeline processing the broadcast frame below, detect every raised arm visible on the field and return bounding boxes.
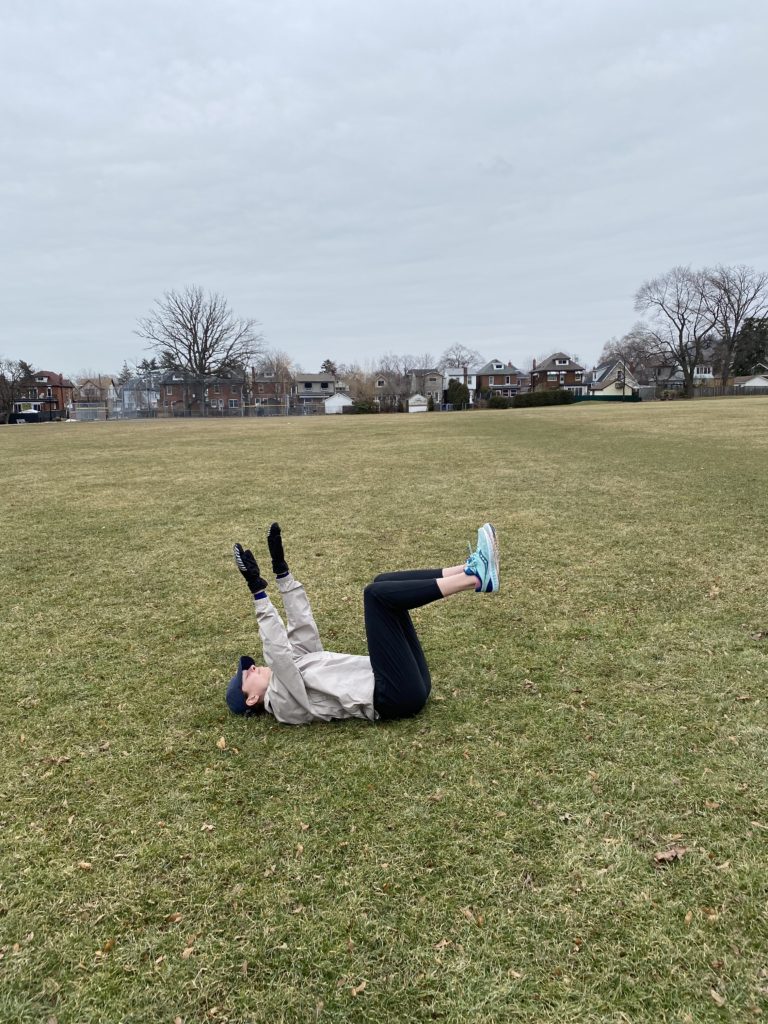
[268,523,323,656]
[252,596,314,722]
[233,542,314,723]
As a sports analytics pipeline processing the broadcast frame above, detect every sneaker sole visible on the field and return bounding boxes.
[476,524,500,592]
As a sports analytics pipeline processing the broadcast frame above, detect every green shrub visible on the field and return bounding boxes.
[446,379,470,407]
[487,394,511,409]
[513,389,575,408]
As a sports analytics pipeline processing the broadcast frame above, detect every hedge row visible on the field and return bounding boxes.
[512,389,576,408]
[486,390,577,409]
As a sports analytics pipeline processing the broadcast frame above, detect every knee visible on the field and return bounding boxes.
[400,692,429,718]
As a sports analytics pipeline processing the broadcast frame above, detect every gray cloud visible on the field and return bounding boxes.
[2,0,766,372]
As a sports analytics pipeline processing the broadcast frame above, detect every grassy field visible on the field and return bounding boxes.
[1,401,767,1024]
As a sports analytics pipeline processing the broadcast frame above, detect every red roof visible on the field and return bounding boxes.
[32,370,74,387]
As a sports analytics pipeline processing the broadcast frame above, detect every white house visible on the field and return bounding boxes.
[733,374,768,390]
[588,361,641,397]
[408,393,428,413]
[324,393,354,414]
[442,366,481,404]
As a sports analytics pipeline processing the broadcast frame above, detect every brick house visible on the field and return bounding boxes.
[474,359,526,400]
[13,369,75,419]
[530,353,586,394]
[251,366,293,411]
[158,370,248,416]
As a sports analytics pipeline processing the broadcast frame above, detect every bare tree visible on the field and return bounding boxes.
[438,343,483,370]
[403,351,437,371]
[707,264,768,385]
[634,267,719,396]
[340,362,375,403]
[254,347,294,378]
[598,324,658,373]
[136,285,262,374]
[377,351,409,376]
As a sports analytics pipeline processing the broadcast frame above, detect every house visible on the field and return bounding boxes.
[251,366,293,412]
[640,357,685,389]
[324,393,355,414]
[157,370,248,416]
[13,370,75,419]
[408,393,428,413]
[733,374,768,390]
[295,373,337,411]
[530,353,586,394]
[119,376,161,417]
[442,365,483,404]
[74,377,119,420]
[587,361,641,397]
[373,372,410,411]
[474,359,526,400]
[407,368,443,405]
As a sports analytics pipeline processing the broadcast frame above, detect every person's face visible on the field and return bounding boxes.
[241,664,272,707]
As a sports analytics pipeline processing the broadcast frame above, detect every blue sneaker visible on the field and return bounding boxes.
[465,523,499,592]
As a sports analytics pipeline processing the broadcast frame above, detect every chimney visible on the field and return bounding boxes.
[462,364,468,385]
[532,358,537,370]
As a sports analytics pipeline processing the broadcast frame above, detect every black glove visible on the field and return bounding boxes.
[233,544,268,595]
[267,522,289,576]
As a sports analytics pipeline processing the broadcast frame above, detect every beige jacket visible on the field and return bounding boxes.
[256,574,377,725]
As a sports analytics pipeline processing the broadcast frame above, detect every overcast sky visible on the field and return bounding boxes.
[2,0,767,375]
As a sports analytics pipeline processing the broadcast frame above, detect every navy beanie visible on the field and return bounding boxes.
[226,655,256,715]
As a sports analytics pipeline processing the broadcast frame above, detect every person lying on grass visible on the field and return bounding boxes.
[226,522,500,725]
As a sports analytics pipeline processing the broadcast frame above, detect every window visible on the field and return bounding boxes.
[213,383,220,394]
[321,382,329,389]
[574,372,582,381]
[166,387,174,398]
[556,358,568,366]
[304,382,312,389]
[547,372,557,381]
[229,399,239,409]
[376,378,385,388]
[489,375,495,385]
[493,363,503,370]
[47,387,52,397]
[257,384,264,393]
[505,376,510,385]
[559,372,566,383]
[695,365,712,376]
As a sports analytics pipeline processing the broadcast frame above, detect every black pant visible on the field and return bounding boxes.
[364,569,443,720]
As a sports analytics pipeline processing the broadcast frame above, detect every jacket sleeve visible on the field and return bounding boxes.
[277,573,323,657]
[253,596,314,724]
